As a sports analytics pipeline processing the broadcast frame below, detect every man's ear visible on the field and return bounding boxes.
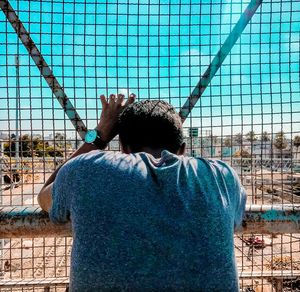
[177,143,186,156]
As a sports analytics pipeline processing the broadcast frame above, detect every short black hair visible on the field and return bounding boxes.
[119,100,184,153]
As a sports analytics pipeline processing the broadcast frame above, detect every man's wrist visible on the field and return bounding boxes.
[84,127,109,150]
[95,126,111,144]
[92,127,109,149]
[83,142,99,150]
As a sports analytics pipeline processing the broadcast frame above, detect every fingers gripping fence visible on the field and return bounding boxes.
[0,0,300,291]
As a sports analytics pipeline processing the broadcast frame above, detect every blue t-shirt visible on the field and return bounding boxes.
[50,150,246,291]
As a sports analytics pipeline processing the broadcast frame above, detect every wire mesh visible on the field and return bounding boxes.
[0,0,299,291]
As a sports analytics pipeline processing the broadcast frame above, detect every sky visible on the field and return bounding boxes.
[0,0,299,140]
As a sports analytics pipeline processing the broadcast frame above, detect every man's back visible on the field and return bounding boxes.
[50,150,246,291]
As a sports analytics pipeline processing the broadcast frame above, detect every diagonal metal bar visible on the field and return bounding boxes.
[0,0,87,139]
[179,0,262,122]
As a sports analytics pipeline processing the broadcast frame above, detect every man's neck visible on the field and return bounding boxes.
[139,147,166,158]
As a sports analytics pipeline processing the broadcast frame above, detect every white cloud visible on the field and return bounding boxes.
[181,49,211,68]
[118,88,131,97]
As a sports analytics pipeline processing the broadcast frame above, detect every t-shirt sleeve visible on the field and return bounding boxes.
[49,161,73,224]
[228,165,247,230]
[234,182,247,230]
[216,160,247,230]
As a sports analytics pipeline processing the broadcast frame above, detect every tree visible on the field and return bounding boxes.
[260,131,271,158]
[293,135,300,158]
[54,132,65,147]
[54,132,72,151]
[246,131,257,143]
[45,145,64,157]
[3,134,65,158]
[223,137,231,147]
[33,136,46,157]
[261,132,270,142]
[274,131,288,150]
[4,134,33,157]
[233,149,251,158]
[19,134,33,157]
[234,133,243,145]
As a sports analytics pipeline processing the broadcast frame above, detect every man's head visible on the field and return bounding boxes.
[118,100,185,156]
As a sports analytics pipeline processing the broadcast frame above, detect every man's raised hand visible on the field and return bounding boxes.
[96,93,136,143]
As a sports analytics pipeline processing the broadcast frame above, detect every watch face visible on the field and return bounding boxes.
[85,129,97,143]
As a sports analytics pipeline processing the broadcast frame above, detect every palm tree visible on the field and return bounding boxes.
[246,131,257,157]
[54,132,65,147]
[293,135,300,159]
[246,131,257,143]
[234,133,243,146]
[224,137,231,147]
[274,131,288,151]
[261,131,270,142]
[261,131,270,158]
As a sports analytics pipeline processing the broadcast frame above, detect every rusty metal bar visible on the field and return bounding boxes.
[2,271,300,288]
[1,270,300,289]
[0,277,69,288]
[0,0,87,139]
[179,0,262,121]
[0,206,72,238]
[1,205,300,238]
[239,270,300,279]
[238,204,300,234]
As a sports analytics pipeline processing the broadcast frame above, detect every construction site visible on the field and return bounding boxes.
[0,0,300,291]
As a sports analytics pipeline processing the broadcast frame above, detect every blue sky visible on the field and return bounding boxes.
[0,0,299,140]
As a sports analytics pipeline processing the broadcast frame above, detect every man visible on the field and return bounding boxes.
[38,94,246,291]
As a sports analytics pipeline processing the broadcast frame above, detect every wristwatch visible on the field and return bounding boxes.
[84,129,108,149]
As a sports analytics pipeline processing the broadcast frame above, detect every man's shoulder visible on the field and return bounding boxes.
[186,156,232,171]
[65,150,142,173]
[186,156,239,183]
[67,150,125,165]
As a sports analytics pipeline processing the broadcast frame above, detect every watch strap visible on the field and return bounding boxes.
[93,129,108,150]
